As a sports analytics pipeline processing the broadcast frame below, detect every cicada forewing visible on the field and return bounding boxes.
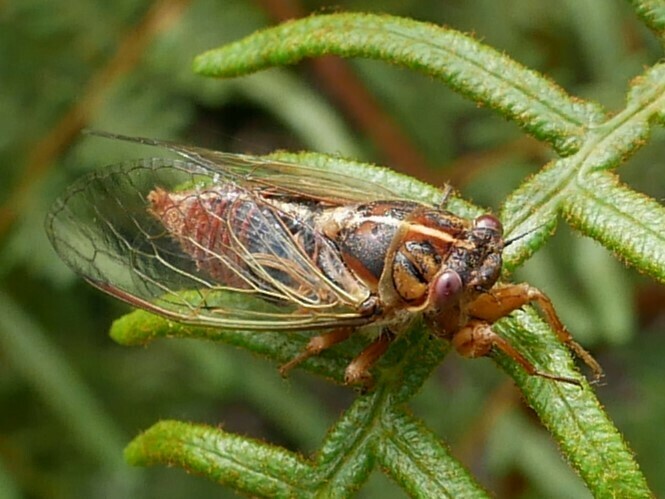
[85,131,406,205]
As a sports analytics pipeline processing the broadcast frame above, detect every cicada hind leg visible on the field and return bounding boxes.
[343,328,396,388]
[455,283,604,386]
[279,328,355,377]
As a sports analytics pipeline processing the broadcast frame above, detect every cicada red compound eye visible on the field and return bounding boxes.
[432,269,463,310]
[474,214,503,234]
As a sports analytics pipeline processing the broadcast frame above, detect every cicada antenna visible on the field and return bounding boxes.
[438,184,454,209]
[504,222,551,247]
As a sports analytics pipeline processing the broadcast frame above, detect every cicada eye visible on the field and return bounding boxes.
[474,214,503,234]
[432,269,463,309]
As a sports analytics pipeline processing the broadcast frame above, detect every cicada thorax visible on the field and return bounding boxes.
[321,201,505,335]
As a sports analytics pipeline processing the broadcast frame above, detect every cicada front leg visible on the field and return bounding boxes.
[452,320,583,385]
[457,283,604,385]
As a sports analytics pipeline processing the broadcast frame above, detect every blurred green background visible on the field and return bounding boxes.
[1,0,664,497]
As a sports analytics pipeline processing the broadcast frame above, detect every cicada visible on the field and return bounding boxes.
[46,132,602,387]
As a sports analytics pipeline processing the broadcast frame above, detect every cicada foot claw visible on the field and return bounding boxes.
[342,328,396,388]
[344,365,375,391]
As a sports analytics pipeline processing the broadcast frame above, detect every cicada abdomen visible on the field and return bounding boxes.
[148,185,292,292]
[147,183,372,311]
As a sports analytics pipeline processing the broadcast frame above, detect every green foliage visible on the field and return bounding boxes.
[2,1,665,498]
[108,11,662,497]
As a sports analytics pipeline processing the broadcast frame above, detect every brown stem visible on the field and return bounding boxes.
[254,0,434,181]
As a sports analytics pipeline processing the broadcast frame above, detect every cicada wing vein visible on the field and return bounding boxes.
[46,157,376,331]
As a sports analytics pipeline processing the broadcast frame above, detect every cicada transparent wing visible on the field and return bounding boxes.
[86,131,405,204]
[46,155,378,331]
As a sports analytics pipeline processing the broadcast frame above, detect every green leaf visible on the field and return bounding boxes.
[312,392,382,498]
[493,310,652,497]
[628,0,665,37]
[376,409,489,497]
[193,13,605,155]
[499,60,665,275]
[563,172,665,283]
[125,420,314,497]
[487,411,591,498]
[499,160,562,272]
[111,309,353,383]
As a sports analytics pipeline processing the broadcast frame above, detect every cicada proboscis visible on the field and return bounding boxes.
[46,131,603,387]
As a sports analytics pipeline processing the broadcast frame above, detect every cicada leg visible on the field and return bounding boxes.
[280,327,396,388]
[467,283,603,383]
[453,320,582,386]
[279,328,354,377]
[344,328,396,387]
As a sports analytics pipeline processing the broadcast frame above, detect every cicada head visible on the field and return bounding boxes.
[463,213,504,293]
[421,213,504,333]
